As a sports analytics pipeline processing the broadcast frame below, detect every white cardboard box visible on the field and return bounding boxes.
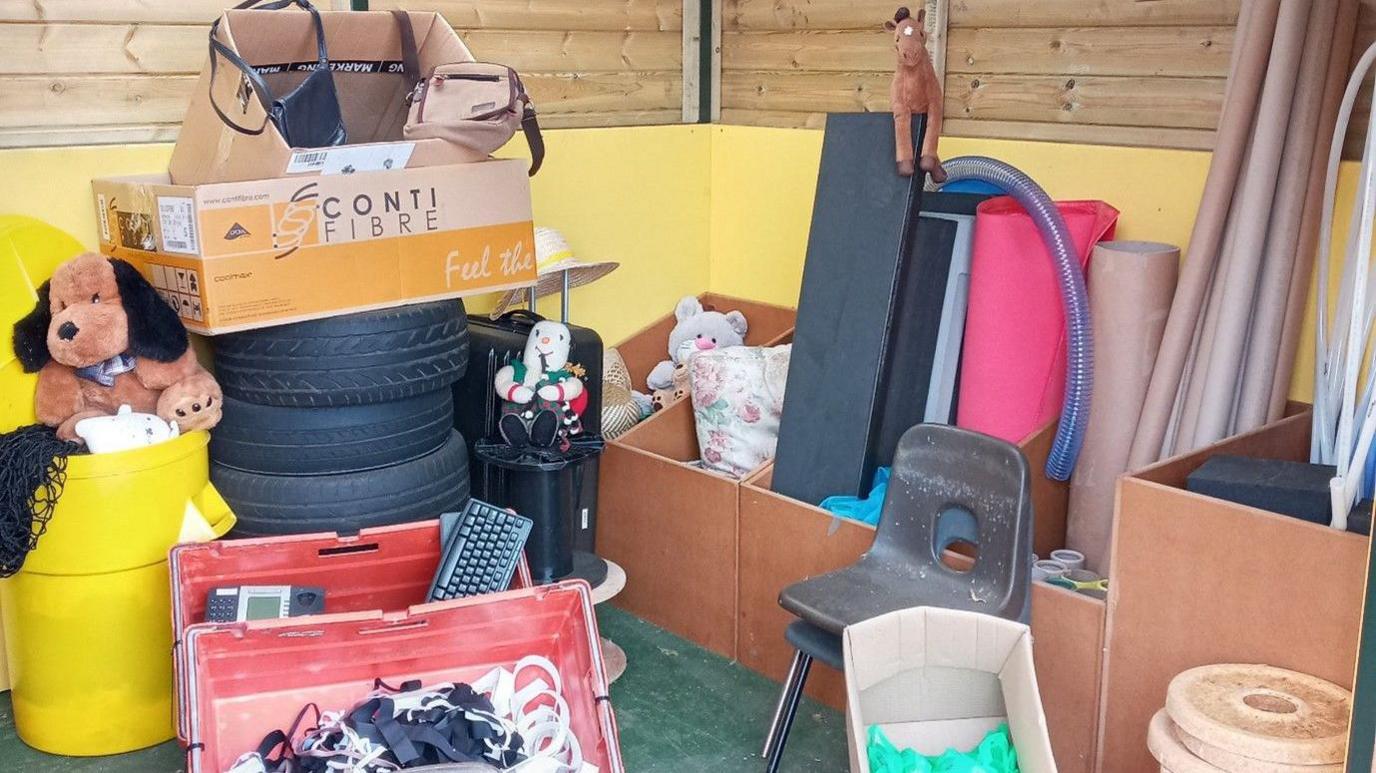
[844,606,1058,772]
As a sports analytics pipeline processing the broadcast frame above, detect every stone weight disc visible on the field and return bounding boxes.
[1148,709,1227,773]
[1166,664,1351,765]
[1175,721,1343,773]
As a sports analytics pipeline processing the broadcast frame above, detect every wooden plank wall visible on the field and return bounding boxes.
[374,0,685,128]
[722,0,1376,154]
[0,0,684,149]
[721,0,1240,149]
[0,1,236,147]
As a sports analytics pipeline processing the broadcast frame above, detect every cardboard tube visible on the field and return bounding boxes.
[1174,177,1248,455]
[1189,0,1310,450]
[1270,0,1361,419]
[1128,0,1283,468]
[1235,0,1337,431]
[1066,241,1179,573]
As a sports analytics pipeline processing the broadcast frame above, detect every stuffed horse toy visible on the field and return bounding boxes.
[494,319,588,449]
[886,6,946,182]
[12,253,222,442]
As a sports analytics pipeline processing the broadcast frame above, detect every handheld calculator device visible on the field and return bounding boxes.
[205,585,325,623]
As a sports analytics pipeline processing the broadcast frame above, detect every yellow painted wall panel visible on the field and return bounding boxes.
[707,125,1212,303]
[0,123,1355,403]
[704,124,1353,403]
[0,125,711,345]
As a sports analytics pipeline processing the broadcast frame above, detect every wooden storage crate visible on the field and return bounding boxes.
[596,294,795,656]
[1096,408,1369,772]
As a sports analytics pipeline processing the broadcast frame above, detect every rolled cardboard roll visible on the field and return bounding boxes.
[1234,0,1337,432]
[1067,241,1178,573]
[1128,0,1283,468]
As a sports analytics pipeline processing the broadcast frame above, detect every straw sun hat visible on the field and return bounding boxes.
[490,227,619,317]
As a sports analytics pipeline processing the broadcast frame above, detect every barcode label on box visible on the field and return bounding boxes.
[285,143,416,175]
[96,193,110,243]
[157,196,199,255]
[286,150,330,173]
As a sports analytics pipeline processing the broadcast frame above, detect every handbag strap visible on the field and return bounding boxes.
[516,74,545,176]
[208,0,330,136]
[522,102,545,177]
[391,10,422,88]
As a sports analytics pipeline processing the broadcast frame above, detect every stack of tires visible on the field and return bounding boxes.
[208,301,472,536]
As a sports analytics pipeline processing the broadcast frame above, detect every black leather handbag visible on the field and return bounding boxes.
[208,0,347,149]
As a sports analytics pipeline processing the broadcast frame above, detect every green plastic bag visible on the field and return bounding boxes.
[867,723,1020,773]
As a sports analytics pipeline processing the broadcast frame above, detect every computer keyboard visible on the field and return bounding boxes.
[428,498,533,601]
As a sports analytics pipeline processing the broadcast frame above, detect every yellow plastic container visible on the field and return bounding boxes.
[20,432,233,576]
[0,216,235,754]
[1,561,177,755]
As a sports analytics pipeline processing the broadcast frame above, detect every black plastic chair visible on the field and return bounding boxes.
[761,423,1034,772]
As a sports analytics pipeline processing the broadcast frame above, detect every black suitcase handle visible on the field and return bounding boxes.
[496,309,545,328]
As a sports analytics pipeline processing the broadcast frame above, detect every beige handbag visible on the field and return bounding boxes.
[395,12,544,174]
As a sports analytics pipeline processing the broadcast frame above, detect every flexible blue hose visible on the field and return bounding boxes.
[941,156,1093,480]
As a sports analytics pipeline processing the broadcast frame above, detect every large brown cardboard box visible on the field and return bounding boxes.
[737,422,1106,773]
[1096,409,1369,772]
[595,295,795,656]
[91,159,535,335]
[171,10,485,185]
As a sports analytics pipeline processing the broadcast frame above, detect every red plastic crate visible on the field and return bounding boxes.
[169,520,533,743]
[182,583,621,773]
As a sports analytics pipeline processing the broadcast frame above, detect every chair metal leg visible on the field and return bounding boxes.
[762,650,805,757]
[763,649,813,772]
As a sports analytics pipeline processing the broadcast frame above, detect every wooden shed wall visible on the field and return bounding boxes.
[721,0,1376,153]
[0,0,685,149]
[5,1,1376,151]
[373,0,686,128]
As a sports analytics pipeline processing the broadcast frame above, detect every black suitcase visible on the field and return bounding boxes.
[452,309,604,556]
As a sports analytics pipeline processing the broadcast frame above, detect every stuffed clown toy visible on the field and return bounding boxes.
[494,320,589,449]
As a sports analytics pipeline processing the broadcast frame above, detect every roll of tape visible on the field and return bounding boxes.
[1033,559,1069,583]
[1050,549,1086,571]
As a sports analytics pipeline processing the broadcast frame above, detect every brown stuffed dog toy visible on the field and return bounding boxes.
[886,6,946,182]
[12,253,222,441]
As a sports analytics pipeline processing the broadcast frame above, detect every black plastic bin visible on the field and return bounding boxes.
[474,437,605,583]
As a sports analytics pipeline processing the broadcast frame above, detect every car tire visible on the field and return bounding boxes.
[209,390,454,476]
[212,300,469,407]
[214,429,470,536]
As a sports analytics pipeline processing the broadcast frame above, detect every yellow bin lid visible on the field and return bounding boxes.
[0,215,85,433]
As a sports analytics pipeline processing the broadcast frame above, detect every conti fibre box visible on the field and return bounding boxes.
[92,158,535,335]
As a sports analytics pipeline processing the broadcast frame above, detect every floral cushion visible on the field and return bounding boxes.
[688,344,792,478]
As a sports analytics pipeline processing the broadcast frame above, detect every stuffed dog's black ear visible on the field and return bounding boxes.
[112,259,187,362]
[13,280,52,373]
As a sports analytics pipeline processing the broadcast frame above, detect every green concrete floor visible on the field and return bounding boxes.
[0,607,849,772]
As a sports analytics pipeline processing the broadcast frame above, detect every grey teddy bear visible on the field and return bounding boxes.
[647,296,749,391]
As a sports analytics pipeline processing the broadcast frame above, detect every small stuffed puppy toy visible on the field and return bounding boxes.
[12,253,223,442]
[494,320,588,449]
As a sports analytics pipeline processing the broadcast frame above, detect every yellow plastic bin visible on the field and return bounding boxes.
[0,215,236,755]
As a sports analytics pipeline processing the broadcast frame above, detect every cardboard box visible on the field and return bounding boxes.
[171,10,484,186]
[737,423,1104,773]
[92,159,535,334]
[844,607,1058,773]
[1096,408,1369,772]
